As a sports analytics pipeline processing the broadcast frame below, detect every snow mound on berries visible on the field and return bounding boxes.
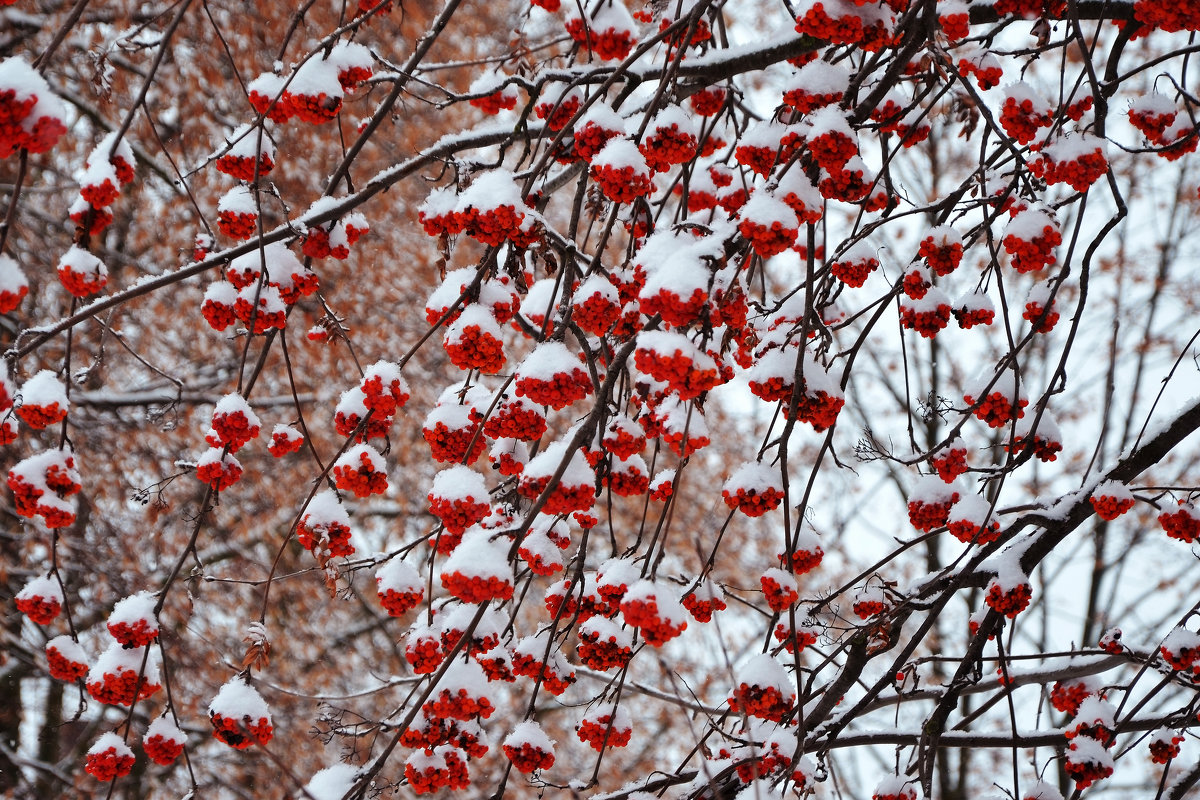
[209,675,271,722]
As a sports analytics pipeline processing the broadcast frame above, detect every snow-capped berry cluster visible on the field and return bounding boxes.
[440,534,515,603]
[86,643,161,706]
[1090,480,1135,520]
[728,654,795,722]
[1029,135,1109,192]
[8,447,81,528]
[502,720,555,773]
[963,371,1028,428]
[830,242,879,287]
[85,733,136,782]
[1148,729,1185,764]
[722,461,785,517]
[947,494,1001,545]
[16,574,63,624]
[209,676,273,749]
[143,715,187,766]
[620,579,688,646]
[907,476,960,531]
[999,82,1055,145]
[1064,735,1114,789]
[46,635,88,682]
[107,591,160,647]
[984,566,1032,618]
[1004,206,1062,273]
[0,57,68,157]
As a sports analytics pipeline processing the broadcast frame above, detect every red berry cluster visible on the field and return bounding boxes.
[1134,0,1200,33]
[268,426,304,457]
[729,683,794,722]
[85,743,136,782]
[87,666,161,707]
[503,741,555,773]
[282,90,342,124]
[108,618,158,649]
[760,572,799,612]
[999,96,1054,145]
[1029,147,1108,192]
[424,688,495,722]
[211,712,273,749]
[640,125,697,172]
[517,474,597,515]
[379,587,423,617]
[297,518,354,558]
[1149,732,1184,764]
[605,460,649,497]
[1,83,66,156]
[441,571,515,604]
[733,143,778,177]
[510,651,576,694]
[1090,492,1134,521]
[195,453,243,490]
[564,18,636,61]
[470,89,517,115]
[576,712,632,751]
[985,579,1032,618]
[143,730,185,766]
[423,419,487,464]
[930,446,968,482]
[429,494,489,537]
[515,368,592,410]
[1064,739,1113,789]
[1050,679,1094,715]
[739,218,799,259]
[919,237,963,276]
[957,55,1003,90]
[953,303,995,329]
[574,121,623,161]
[681,590,726,622]
[211,410,259,452]
[405,747,471,793]
[406,632,443,674]
[620,596,687,646]
[908,495,958,532]
[794,4,866,44]
[70,202,114,235]
[590,161,653,203]
[216,152,273,182]
[16,591,60,625]
[217,210,257,240]
[47,642,88,682]
[1158,501,1200,542]
[633,346,720,401]
[572,290,621,336]
[483,401,545,441]
[830,253,878,288]
[690,86,726,116]
[333,408,390,442]
[853,597,888,619]
[723,485,785,517]
[1006,428,1062,462]
[785,388,846,432]
[964,390,1028,428]
[947,516,1001,545]
[819,162,872,203]
[640,285,708,327]
[333,450,388,498]
[1129,105,1177,142]
[900,299,952,338]
[774,621,820,654]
